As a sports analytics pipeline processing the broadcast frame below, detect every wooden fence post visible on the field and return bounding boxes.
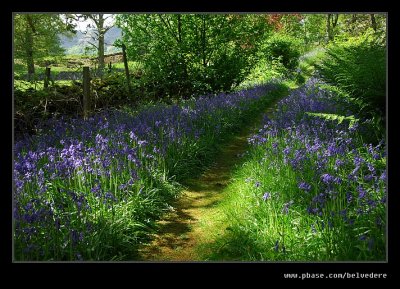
[44,67,51,89]
[83,66,91,119]
[122,43,132,95]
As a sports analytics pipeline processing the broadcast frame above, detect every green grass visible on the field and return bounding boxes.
[197,83,385,262]
[13,59,128,91]
[204,154,339,261]
[296,47,326,82]
[198,136,385,261]
[14,59,141,89]
[300,47,326,65]
[15,64,85,75]
[237,46,325,91]
[14,61,83,90]
[14,79,72,91]
[112,61,142,71]
[197,153,323,261]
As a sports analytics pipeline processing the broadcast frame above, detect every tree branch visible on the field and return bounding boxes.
[25,15,36,33]
[158,14,179,43]
[87,41,98,49]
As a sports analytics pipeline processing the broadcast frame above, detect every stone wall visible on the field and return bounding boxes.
[104,53,124,64]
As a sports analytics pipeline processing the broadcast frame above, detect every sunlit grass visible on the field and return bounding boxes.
[198,79,386,261]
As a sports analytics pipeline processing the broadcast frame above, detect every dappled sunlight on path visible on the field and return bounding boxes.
[137,99,281,261]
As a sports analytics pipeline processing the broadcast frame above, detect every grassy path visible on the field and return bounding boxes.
[137,93,285,261]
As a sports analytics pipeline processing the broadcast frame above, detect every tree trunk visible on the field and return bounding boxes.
[202,15,207,67]
[333,14,339,28]
[82,66,91,119]
[44,67,51,89]
[97,14,105,76]
[327,14,333,42]
[177,14,182,43]
[370,14,377,32]
[121,43,132,95]
[350,14,357,34]
[25,15,35,80]
[176,15,189,97]
[327,14,338,42]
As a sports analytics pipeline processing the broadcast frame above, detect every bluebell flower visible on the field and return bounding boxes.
[298,182,311,192]
[282,200,294,214]
[357,186,367,199]
[274,240,279,252]
[283,147,291,155]
[262,192,270,201]
[321,173,334,184]
[380,170,386,181]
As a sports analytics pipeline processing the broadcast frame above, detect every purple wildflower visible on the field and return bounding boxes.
[298,182,311,192]
[262,192,270,201]
[283,147,291,155]
[357,186,367,199]
[321,173,334,184]
[282,200,294,214]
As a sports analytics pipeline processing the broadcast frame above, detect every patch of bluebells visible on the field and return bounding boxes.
[251,78,386,257]
[13,83,278,260]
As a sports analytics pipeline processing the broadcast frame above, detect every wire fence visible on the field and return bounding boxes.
[17,67,126,82]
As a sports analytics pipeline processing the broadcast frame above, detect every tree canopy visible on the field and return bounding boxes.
[14,14,71,77]
[116,14,271,97]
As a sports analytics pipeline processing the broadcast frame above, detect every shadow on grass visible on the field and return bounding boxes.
[197,229,270,261]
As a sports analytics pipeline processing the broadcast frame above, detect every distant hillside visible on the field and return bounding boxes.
[59,26,122,55]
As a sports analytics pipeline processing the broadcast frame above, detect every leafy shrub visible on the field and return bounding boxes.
[207,48,250,92]
[117,14,267,100]
[317,83,385,144]
[316,32,386,117]
[238,57,290,89]
[264,34,301,70]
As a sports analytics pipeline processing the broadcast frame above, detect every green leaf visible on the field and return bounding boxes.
[305,112,358,129]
